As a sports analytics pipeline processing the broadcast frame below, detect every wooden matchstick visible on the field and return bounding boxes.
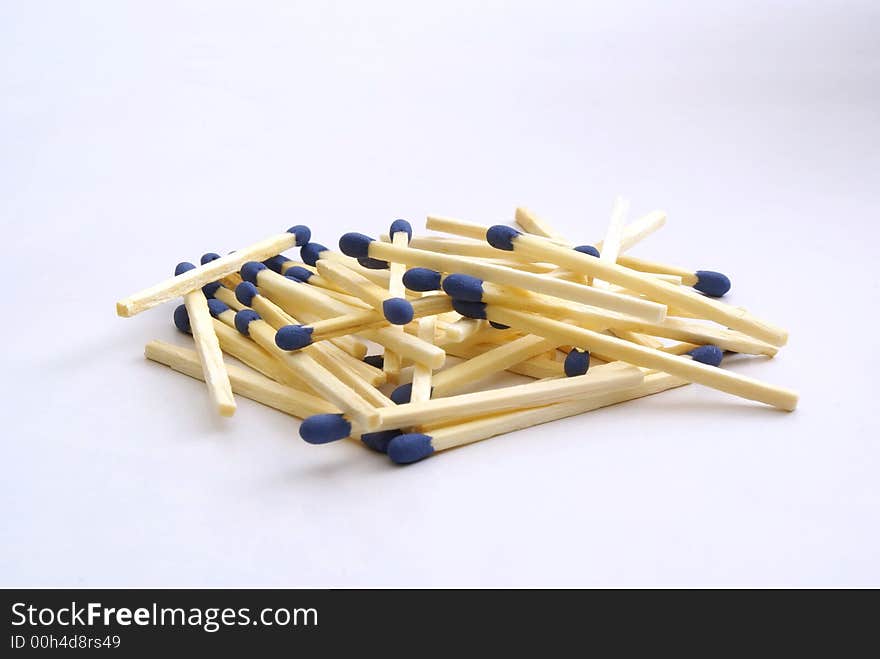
[317,260,415,326]
[116,225,311,317]
[409,312,436,404]
[383,221,412,382]
[299,241,391,287]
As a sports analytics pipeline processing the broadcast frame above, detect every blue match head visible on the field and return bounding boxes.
[286,225,312,246]
[207,298,229,318]
[489,321,510,330]
[358,256,390,269]
[360,429,401,453]
[693,271,731,298]
[234,281,259,306]
[574,245,600,258]
[688,345,724,367]
[403,268,442,292]
[174,261,196,276]
[275,324,314,351]
[202,281,221,297]
[486,225,521,251]
[285,265,313,281]
[299,414,352,444]
[300,242,328,266]
[234,309,260,336]
[390,383,412,405]
[200,252,221,265]
[284,273,304,284]
[387,433,435,464]
[383,297,414,325]
[363,354,384,369]
[389,219,412,243]
[338,232,374,258]
[451,299,488,319]
[442,274,484,302]
[173,305,191,333]
[240,261,267,284]
[263,255,291,273]
[564,349,591,376]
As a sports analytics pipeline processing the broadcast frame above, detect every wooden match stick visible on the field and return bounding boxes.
[299,361,644,443]
[338,233,668,322]
[444,341,564,379]
[316,260,415,325]
[440,317,485,343]
[410,312,436,404]
[453,301,798,410]
[382,221,412,382]
[386,371,688,463]
[115,225,311,317]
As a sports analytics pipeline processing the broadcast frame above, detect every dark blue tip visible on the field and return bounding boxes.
[206,298,229,318]
[235,281,259,306]
[387,433,435,464]
[358,256,390,269]
[564,349,590,376]
[390,383,413,405]
[202,281,221,298]
[299,414,352,444]
[284,273,304,283]
[286,225,312,246]
[486,225,521,251]
[200,252,221,265]
[442,274,484,302]
[451,299,488,319]
[383,297,414,325]
[263,255,291,273]
[300,242,327,266]
[174,261,196,276]
[338,232,374,258]
[275,325,314,350]
[240,261,267,284]
[360,429,401,453]
[173,305,191,333]
[688,345,724,367]
[285,265,313,281]
[363,355,384,369]
[389,219,413,243]
[489,321,510,330]
[693,271,731,298]
[234,309,260,336]
[403,268,442,292]
[574,245,600,258]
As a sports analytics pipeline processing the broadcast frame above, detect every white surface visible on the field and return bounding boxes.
[2,1,879,587]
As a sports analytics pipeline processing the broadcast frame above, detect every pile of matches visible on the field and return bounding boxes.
[117,203,798,464]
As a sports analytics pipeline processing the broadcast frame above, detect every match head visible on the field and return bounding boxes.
[486,225,521,251]
[202,281,221,297]
[363,354,384,369]
[360,429,401,453]
[240,261,267,284]
[383,297,415,325]
[173,305,191,333]
[300,242,328,266]
[390,382,412,404]
[687,345,724,367]
[299,414,352,444]
[489,321,510,330]
[200,252,221,265]
[387,433,435,464]
[234,309,260,336]
[338,232,374,258]
[451,299,488,319]
[358,256,390,270]
[285,265,313,281]
[234,281,259,306]
[574,245,601,258]
[275,324,314,350]
[207,299,229,318]
[286,225,312,246]
[693,271,731,298]
[174,261,196,276]
[564,349,591,376]
[264,255,291,273]
[403,268,442,291]
[442,274,484,302]
[389,219,413,243]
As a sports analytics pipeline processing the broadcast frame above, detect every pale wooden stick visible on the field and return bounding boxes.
[383,231,409,382]
[183,291,236,416]
[615,254,699,285]
[512,207,571,243]
[361,241,667,322]
[482,305,798,410]
[212,286,246,312]
[116,229,303,317]
[443,341,564,379]
[308,248,392,287]
[410,312,436,403]
[441,317,485,344]
[146,341,339,418]
[317,260,401,313]
[593,195,629,288]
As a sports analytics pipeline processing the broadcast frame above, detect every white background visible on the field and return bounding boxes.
[2,1,878,587]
